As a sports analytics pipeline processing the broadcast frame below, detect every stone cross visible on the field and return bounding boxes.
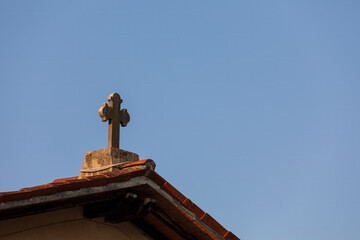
[99,93,130,149]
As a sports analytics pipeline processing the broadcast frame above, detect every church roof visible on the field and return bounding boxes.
[0,159,239,240]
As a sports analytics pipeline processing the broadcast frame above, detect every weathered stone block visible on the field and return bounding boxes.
[79,148,139,178]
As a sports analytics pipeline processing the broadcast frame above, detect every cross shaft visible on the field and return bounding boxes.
[99,93,130,148]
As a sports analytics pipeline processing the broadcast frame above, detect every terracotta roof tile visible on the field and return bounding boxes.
[146,170,166,186]
[183,198,205,219]
[18,183,60,198]
[52,176,78,183]
[1,190,38,202]
[201,213,228,237]
[59,178,90,190]
[161,182,187,203]
[84,175,109,187]
[122,159,151,167]
[224,231,241,240]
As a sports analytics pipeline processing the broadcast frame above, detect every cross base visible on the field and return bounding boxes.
[79,148,140,178]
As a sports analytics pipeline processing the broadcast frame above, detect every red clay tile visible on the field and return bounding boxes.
[146,170,166,187]
[224,231,240,240]
[200,213,228,237]
[29,188,56,197]
[0,191,14,197]
[54,182,76,192]
[103,169,145,184]
[62,178,90,189]
[21,183,63,197]
[161,182,187,203]
[52,176,78,183]
[20,183,62,196]
[122,159,149,167]
[183,198,205,219]
[84,175,109,187]
[106,167,139,176]
[20,184,51,192]
[0,191,32,202]
[65,178,89,183]
[1,183,66,202]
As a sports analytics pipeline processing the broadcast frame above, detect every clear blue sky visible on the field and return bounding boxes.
[1,1,359,239]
